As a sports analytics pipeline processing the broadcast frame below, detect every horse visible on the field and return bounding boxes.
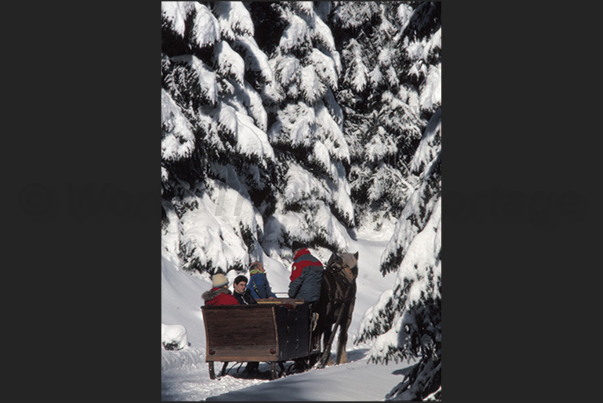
[313,251,359,367]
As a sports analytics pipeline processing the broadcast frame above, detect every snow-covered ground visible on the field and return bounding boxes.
[161,222,416,401]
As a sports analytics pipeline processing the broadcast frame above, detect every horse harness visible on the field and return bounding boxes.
[324,259,357,305]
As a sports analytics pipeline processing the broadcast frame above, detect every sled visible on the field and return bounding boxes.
[201,299,319,380]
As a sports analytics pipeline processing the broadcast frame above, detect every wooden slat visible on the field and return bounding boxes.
[203,305,276,347]
[206,344,278,362]
[256,298,305,305]
[201,303,311,363]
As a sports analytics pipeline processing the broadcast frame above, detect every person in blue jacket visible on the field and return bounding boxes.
[246,261,277,300]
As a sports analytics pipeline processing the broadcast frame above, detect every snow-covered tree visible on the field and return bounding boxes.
[161,2,277,275]
[253,2,356,257]
[357,108,441,401]
[331,1,440,231]
[353,2,442,400]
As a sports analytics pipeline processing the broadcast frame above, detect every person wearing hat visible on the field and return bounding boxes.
[202,273,239,306]
[288,241,324,373]
[246,261,277,300]
[232,275,257,305]
[288,241,323,306]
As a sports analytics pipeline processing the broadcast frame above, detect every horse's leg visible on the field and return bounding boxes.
[335,312,348,364]
[336,290,356,365]
[321,320,335,366]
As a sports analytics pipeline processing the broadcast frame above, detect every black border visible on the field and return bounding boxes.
[8,2,160,400]
[8,1,598,401]
[444,1,598,401]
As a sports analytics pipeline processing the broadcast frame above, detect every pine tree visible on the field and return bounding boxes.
[255,2,355,257]
[161,2,276,275]
[331,1,437,230]
[354,2,442,400]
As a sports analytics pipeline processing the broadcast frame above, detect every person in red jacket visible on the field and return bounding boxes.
[202,273,239,306]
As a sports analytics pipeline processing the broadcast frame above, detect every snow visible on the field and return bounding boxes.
[308,48,338,89]
[410,108,441,174]
[235,36,274,85]
[420,63,441,112]
[161,89,195,161]
[343,39,369,92]
[162,2,192,37]
[161,225,417,401]
[269,102,315,147]
[162,323,188,350]
[214,40,246,84]
[275,55,301,88]
[279,14,310,52]
[217,103,275,163]
[367,198,441,360]
[312,15,336,52]
[170,55,218,105]
[214,1,255,41]
[300,65,326,104]
[191,3,221,48]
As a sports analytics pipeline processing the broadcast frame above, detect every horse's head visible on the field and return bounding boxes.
[340,252,358,270]
[327,251,359,278]
[327,251,358,269]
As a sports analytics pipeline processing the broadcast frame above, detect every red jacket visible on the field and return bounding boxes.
[288,248,324,303]
[202,287,239,306]
[290,248,323,282]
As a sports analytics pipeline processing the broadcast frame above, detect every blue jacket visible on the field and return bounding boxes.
[247,272,277,299]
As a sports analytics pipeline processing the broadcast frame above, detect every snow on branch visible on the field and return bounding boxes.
[342,39,369,92]
[213,1,254,41]
[293,1,315,17]
[315,101,349,164]
[268,102,315,147]
[161,2,193,37]
[191,3,221,48]
[331,1,380,30]
[213,40,245,85]
[406,27,441,82]
[161,89,195,161]
[275,55,300,89]
[176,179,263,273]
[380,154,441,275]
[309,48,338,90]
[284,162,330,204]
[217,104,275,164]
[420,63,441,112]
[410,108,441,174]
[242,81,268,132]
[279,14,311,53]
[300,65,326,104]
[170,55,218,106]
[312,14,336,52]
[234,36,274,84]
[396,3,414,33]
[361,197,441,363]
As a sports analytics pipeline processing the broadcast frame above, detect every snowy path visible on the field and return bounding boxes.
[161,347,416,401]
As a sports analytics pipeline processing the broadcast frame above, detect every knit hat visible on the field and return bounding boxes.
[234,275,248,285]
[291,241,307,252]
[211,273,229,288]
[249,261,264,272]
